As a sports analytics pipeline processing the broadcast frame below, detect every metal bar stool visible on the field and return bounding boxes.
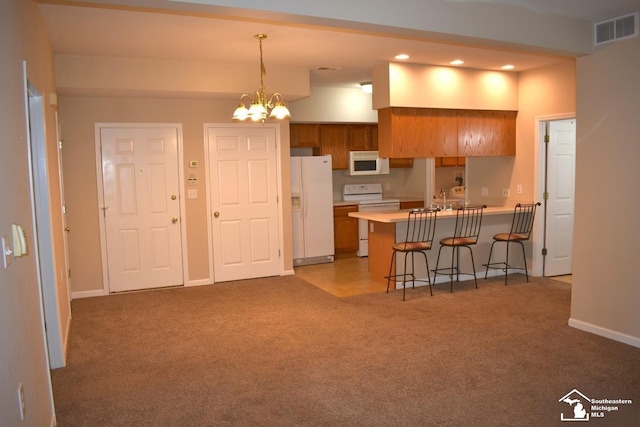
[385,208,438,301]
[484,202,541,284]
[433,205,486,292]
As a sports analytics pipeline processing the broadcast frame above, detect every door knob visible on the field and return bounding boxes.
[172,217,179,223]
[171,194,177,200]
[64,226,71,232]
[214,211,220,218]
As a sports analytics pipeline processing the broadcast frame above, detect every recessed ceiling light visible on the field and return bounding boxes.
[450,59,464,65]
[360,81,373,94]
[394,53,410,60]
[315,66,341,72]
[501,64,515,70]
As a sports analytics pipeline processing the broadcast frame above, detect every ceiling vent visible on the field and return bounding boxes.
[594,12,638,45]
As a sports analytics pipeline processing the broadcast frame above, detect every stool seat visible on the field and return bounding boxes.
[440,236,477,246]
[393,241,432,251]
[492,232,528,241]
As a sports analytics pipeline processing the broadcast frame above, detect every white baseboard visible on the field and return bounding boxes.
[568,318,640,348]
[72,289,107,299]
[283,269,295,276]
[185,278,212,287]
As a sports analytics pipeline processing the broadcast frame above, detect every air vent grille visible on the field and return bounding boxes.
[595,12,638,45]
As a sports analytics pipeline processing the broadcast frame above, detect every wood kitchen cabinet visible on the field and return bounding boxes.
[378,107,516,159]
[389,158,414,168]
[399,200,424,210]
[348,124,377,151]
[351,124,412,168]
[377,107,422,158]
[290,122,413,170]
[320,124,349,169]
[435,156,465,167]
[333,204,359,255]
[290,123,320,149]
[457,110,516,156]
[378,107,457,158]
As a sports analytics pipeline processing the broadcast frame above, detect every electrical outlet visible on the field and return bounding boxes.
[17,383,25,420]
[516,184,523,194]
[481,187,488,196]
[502,188,510,197]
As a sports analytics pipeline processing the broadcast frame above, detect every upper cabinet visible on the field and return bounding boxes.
[457,110,517,156]
[291,122,412,170]
[348,124,378,151]
[319,124,349,170]
[378,107,516,158]
[290,123,320,148]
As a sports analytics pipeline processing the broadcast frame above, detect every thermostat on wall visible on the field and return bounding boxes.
[189,160,199,168]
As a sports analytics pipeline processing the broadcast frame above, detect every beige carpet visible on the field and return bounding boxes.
[51,275,639,426]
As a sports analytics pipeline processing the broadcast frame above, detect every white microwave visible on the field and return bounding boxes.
[349,151,389,176]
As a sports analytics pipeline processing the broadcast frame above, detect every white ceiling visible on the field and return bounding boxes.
[37,0,639,90]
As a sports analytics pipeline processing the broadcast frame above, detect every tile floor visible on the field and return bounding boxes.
[293,256,387,297]
[294,255,572,297]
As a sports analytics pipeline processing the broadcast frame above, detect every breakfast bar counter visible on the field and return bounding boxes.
[349,207,516,287]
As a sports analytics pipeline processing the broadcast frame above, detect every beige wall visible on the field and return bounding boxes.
[60,96,293,294]
[517,60,577,197]
[22,0,72,365]
[373,63,519,110]
[55,55,310,100]
[289,86,378,123]
[0,0,62,424]
[465,59,577,207]
[571,36,640,343]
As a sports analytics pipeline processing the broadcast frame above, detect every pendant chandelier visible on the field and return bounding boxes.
[232,34,291,123]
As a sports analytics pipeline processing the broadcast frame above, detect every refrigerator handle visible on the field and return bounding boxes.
[301,178,308,218]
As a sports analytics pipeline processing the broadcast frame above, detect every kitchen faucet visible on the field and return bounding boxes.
[439,188,446,209]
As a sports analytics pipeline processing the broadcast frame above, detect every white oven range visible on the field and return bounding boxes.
[342,184,400,257]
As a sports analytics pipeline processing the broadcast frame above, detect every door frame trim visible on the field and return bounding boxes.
[94,123,188,294]
[203,123,285,283]
[532,113,575,277]
[24,66,68,374]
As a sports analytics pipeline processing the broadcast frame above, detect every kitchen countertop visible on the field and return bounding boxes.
[333,200,360,207]
[333,197,424,207]
[348,206,513,222]
[348,206,515,286]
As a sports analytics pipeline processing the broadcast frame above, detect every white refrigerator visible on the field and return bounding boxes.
[291,155,335,266]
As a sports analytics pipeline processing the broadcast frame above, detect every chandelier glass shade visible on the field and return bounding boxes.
[232,34,291,123]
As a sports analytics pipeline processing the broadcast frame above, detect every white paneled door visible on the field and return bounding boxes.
[545,119,576,277]
[100,126,184,292]
[206,125,280,282]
